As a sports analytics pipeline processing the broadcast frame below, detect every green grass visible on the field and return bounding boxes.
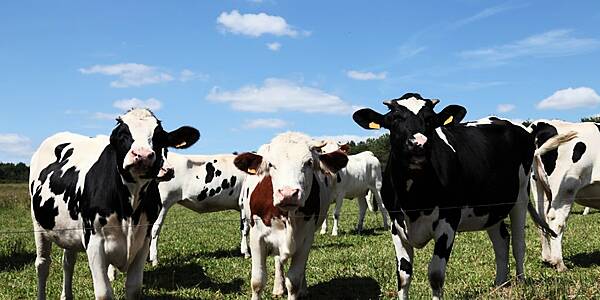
[1,183,600,299]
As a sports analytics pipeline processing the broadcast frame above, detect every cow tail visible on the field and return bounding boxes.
[527,196,557,238]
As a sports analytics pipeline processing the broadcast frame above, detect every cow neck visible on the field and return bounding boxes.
[388,146,432,194]
[108,144,154,212]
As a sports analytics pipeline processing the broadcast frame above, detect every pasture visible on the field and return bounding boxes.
[1,183,600,299]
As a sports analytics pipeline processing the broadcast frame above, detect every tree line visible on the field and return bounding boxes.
[0,162,29,183]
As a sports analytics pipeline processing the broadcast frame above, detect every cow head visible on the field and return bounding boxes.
[353,93,466,167]
[234,132,348,211]
[110,108,200,181]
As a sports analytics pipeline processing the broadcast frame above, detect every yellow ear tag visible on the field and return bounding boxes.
[368,122,381,129]
[247,168,257,174]
[443,116,454,126]
[175,141,187,148]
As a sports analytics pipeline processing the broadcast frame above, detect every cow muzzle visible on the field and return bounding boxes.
[275,187,301,211]
[124,147,156,174]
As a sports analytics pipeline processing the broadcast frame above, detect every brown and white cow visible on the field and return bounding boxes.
[234,132,348,300]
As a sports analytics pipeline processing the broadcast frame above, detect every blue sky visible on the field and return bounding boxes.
[1,1,600,163]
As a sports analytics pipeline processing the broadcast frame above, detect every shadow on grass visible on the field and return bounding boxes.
[313,240,353,250]
[0,240,36,272]
[308,276,380,299]
[567,250,600,268]
[350,227,385,236]
[199,247,243,259]
[145,260,244,294]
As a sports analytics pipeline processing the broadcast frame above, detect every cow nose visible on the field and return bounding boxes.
[132,148,155,163]
[409,133,428,148]
[278,187,300,199]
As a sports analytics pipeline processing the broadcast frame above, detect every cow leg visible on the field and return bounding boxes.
[356,195,368,234]
[86,238,114,299]
[429,223,457,300]
[391,221,414,300]
[34,231,52,300]
[332,196,344,236]
[532,179,553,263]
[250,229,267,300]
[583,207,591,215]
[272,255,286,296]
[319,217,328,235]
[372,189,390,230]
[547,204,572,272]
[125,242,149,300]
[149,200,175,266]
[107,264,118,282]
[486,222,510,286]
[240,209,251,258]
[510,193,528,280]
[286,236,314,300]
[61,249,78,300]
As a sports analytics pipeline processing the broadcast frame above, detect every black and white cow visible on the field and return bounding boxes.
[30,109,199,299]
[353,93,555,299]
[234,132,348,300]
[319,142,390,236]
[148,152,248,265]
[529,120,600,272]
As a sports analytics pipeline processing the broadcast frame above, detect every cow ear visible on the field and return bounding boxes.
[339,143,350,154]
[319,150,349,173]
[234,152,263,175]
[436,105,466,127]
[168,126,200,149]
[353,108,384,130]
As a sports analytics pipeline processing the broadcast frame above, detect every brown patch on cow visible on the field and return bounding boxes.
[234,152,263,174]
[319,150,349,173]
[249,175,286,226]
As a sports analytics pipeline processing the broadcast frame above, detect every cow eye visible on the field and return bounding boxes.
[268,163,276,169]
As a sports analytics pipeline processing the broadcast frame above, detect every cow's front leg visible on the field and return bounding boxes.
[286,235,314,300]
[391,221,413,300]
[61,249,78,300]
[125,241,150,299]
[86,238,114,300]
[149,201,173,266]
[273,255,286,296]
[429,223,457,300]
[486,222,510,286]
[249,229,267,300]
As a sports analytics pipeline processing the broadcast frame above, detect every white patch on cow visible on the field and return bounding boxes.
[398,97,427,115]
[412,133,428,146]
[119,109,160,170]
[457,207,490,231]
[406,207,440,248]
[435,128,455,152]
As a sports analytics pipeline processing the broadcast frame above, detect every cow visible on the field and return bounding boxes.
[148,152,248,265]
[352,93,555,300]
[29,108,199,300]
[529,120,600,272]
[233,132,348,300]
[318,142,390,236]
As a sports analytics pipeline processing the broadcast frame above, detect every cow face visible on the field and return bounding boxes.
[353,93,466,164]
[235,133,348,211]
[110,108,200,180]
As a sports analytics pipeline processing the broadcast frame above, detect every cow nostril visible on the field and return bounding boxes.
[148,152,155,159]
[292,189,299,197]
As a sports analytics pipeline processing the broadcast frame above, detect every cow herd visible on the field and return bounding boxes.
[27,93,600,299]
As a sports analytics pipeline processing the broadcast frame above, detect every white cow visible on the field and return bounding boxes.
[30,109,199,299]
[149,152,248,265]
[530,120,600,272]
[318,142,389,236]
[234,132,348,300]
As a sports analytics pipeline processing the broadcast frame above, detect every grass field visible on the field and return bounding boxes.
[1,183,600,299]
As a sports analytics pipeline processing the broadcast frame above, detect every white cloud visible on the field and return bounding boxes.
[267,42,282,51]
[243,118,288,129]
[452,3,526,28]
[0,134,34,162]
[346,70,387,81]
[396,45,426,60]
[79,63,174,88]
[207,78,354,114]
[537,87,600,110]
[217,10,304,37]
[113,98,162,111]
[460,30,600,64]
[497,104,516,113]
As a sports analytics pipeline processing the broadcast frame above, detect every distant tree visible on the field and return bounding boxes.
[0,162,29,183]
[581,115,600,123]
[348,134,391,168]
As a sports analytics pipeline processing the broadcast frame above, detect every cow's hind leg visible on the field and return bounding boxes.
[429,221,457,300]
[61,249,78,300]
[391,221,414,300]
[486,222,510,286]
[356,195,368,234]
[34,231,52,300]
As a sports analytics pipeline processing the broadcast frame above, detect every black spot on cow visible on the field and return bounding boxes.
[324,176,329,187]
[432,220,439,232]
[31,190,58,230]
[198,188,208,201]
[429,270,444,291]
[572,142,586,163]
[229,190,234,196]
[336,173,342,183]
[221,179,230,189]
[400,257,413,275]
[215,170,222,177]
[215,187,222,194]
[209,189,216,197]
[433,233,452,261]
[298,174,321,223]
[533,122,559,175]
[196,175,200,180]
[499,222,509,240]
[595,124,600,134]
[205,162,215,183]
[213,159,217,163]
[230,176,237,187]
[99,217,107,226]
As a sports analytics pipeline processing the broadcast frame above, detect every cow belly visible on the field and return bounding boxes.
[457,208,493,232]
[575,182,600,209]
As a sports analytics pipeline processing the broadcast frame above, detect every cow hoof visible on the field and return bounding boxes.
[556,263,568,272]
[332,231,338,236]
[319,229,327,235]
[272,287,286,297]
[244,253,252,259]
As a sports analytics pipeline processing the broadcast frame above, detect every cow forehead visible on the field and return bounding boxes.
[118,109,160,141]
[265,142,313,165]
[397,97,427,115]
